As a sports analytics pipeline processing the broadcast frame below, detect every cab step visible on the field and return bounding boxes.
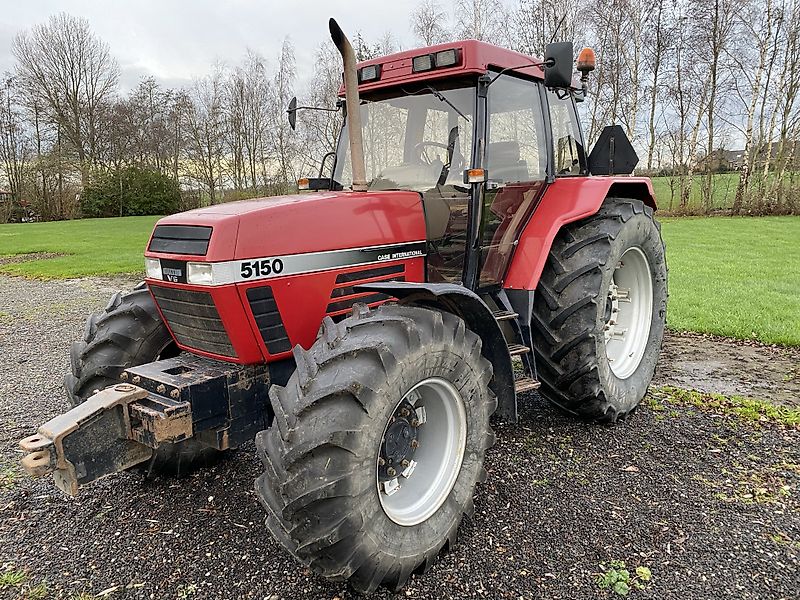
[493,309,519,321]
[507,344,531,356]
[514,377,541,393]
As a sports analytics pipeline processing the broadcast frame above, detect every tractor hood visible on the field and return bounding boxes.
[145,190,427,263]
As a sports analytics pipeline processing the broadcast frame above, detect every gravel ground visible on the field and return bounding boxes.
[1,276,798,600]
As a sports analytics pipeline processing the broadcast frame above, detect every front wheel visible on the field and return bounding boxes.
[254,304,496,593]
[532,198,668,422]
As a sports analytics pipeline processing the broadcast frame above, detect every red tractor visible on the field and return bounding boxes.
[20,19,667,593]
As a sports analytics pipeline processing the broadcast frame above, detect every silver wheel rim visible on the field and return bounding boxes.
[604,246,653,379]
[377,377,467,526]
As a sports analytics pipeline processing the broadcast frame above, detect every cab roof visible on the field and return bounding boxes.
[349,40,546,94]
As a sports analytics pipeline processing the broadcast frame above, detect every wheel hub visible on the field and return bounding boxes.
[378,398,420,483]
[376,378,466,526]
[604,247,653,379]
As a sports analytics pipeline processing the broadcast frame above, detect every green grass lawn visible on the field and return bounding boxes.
[0,216,159,278]
[660,216,799,346]
[0,214,798,346]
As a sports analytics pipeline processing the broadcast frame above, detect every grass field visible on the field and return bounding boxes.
[660,216,799,345]
[0,214,798,346]
[0,216,159,278]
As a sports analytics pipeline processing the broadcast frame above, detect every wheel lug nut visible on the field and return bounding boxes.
[378,457,386,466]
[400,408,410,417]
[410,440,419,449]
[401,459,410,467]
[387,467,396,477]
[411,418,419,427]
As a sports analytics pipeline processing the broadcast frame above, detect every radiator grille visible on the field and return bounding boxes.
[149,285,236,358]
[246,286,292,355]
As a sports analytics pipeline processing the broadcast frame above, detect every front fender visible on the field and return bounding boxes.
[357,281,517,423]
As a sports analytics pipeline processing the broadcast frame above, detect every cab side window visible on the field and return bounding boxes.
[486,75,547,184]
[548,91,585,176]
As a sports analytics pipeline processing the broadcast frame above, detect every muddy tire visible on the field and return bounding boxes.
[255,304,496,593]
[532,198,667,422]
[65,283,218,474]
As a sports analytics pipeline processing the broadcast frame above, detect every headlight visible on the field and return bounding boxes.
[187,262,213,285]
[145,257,162,279]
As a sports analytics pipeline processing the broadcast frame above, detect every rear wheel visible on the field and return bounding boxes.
[65,283,218,474]
[532,198,667,421]
[255,304,496,593]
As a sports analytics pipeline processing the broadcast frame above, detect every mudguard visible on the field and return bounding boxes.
[504,176,656,291]
[357,281,517,423]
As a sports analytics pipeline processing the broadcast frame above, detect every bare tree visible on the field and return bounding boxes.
[267,39,297,193]
[184,68,226,203]
[456,0,509,44]
[0,77,30,219]
[12,13,119,186]
[643,0,672,170]
[411,0,452,45]
[698,0,738,211]
[730,0,781,213]
[511,0,582,57]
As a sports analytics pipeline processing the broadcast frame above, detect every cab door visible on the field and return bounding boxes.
[478,74,549,285]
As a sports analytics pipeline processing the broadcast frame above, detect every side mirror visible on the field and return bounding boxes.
[543,42,574,89]
[287,97,297,130]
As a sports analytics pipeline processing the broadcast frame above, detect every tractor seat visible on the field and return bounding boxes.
[487,141,529,184]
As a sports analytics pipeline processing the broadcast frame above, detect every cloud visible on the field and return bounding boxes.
[0,0,421,90]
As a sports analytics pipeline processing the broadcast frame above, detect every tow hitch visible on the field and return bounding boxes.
[19,383,193,495]
[19,354,270,495]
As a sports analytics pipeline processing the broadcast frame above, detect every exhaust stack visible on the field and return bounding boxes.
[329,18,368,192]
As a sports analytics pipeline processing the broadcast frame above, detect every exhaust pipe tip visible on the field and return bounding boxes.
[329,17,368,192]
[329,18,345,53]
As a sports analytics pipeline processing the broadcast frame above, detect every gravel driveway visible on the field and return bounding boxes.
[1,276,797,600]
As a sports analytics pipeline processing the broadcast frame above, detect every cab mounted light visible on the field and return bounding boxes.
[358,64,381,83]
[412,49,462,73]
[434,48,461,68]
[297,177,310,191]
[412,54,434,72]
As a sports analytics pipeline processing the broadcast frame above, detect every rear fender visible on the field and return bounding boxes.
[503,177,656,290]
[357,281,517,423]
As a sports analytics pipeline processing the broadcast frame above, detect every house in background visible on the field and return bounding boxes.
[694,149,746,172]
[0,188,12,203]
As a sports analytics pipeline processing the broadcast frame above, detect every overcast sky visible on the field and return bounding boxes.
[0,0,421,92]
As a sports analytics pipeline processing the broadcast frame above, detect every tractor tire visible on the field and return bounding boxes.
[255,303,496,593]
[532,198,667,422]
[65,283,218,474]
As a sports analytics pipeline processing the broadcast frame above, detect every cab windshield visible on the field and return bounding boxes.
[333,83,476,192]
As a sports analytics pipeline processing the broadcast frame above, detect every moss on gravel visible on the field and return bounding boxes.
[647,386,800,428]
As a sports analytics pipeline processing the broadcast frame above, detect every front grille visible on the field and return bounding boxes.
[246,286,292,355]
[150,285,236,358]
[149,225,212,256]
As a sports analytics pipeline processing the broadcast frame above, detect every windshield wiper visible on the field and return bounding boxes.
[426,86,470,122]
[401,86,470,122]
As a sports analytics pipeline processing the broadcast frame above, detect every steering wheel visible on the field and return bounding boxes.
[414,141,449,165]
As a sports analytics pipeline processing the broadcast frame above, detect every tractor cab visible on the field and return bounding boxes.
[300,39,593,288]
